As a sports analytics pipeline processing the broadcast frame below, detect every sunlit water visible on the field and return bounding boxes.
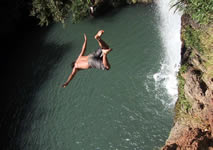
[6,4,181,150]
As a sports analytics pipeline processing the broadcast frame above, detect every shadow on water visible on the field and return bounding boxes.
[1,22,71,149]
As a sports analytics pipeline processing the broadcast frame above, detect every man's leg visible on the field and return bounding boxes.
[102,48,112,70]
[92,48,102,57]
[95,30,109,49]
[94,30,112,70]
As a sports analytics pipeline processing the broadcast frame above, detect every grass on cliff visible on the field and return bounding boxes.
[183,25,213,78]
[180,24,213,114]
[175,65,192,121]
[175,69,209,129]
[200,25,213,77]
[177,23,213,124]
[182,26,203,53]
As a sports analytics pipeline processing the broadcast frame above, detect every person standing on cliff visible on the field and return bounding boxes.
[62,30,112,88]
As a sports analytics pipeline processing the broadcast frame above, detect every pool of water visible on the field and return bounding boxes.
[4,4,174,150]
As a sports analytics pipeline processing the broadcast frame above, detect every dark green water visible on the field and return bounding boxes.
[15,5,173,150]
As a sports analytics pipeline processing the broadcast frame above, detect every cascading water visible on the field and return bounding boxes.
[154,0,182,106]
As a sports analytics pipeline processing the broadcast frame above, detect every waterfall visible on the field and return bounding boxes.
[154,0,182,105]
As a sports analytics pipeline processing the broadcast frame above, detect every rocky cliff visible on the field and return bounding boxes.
[162,14,213,150]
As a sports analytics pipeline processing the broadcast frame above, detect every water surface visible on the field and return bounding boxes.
[12,5,173,150]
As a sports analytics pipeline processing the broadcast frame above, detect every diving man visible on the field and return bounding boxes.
[62,30,112,88]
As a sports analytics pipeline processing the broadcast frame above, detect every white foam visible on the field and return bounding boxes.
[154,0,182,105]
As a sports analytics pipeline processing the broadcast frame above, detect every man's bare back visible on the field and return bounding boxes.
[75,56,90,69]
[62,30,112,88]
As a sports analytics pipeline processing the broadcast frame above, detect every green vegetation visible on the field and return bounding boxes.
[31,0,71,26]
[179,64,188,74]
[200,25,213,77]
[30,0,152,26]
[30,0,92,26]
[176,20,212,124]
[182,26,203,53]
[172,0,213,24]
[70,0,92,23]
[175,67,192,120]
[182,24,213,77]
[173,0,212,135]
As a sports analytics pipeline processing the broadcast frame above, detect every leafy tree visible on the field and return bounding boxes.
[71,0,92,23]
[30,0,92,26]
[30,0,149,26]
[172,0,213,24]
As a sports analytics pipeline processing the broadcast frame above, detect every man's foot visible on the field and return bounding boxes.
[95,30,104,40]
[102,48,112,55]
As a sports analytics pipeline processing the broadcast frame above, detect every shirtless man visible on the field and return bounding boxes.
[62,30,112,88]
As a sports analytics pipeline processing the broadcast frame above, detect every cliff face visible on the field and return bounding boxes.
[162,14,213,150]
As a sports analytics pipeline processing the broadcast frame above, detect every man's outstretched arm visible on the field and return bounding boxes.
[62,68,78,88]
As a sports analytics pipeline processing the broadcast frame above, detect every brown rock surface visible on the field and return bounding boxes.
[162,128,213,150]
